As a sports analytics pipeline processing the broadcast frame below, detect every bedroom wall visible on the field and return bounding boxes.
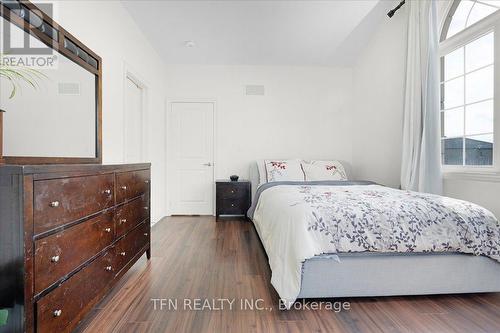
[351,1,500,218]
[351,1,408,188]
[164,65,354,213]
[47,0,168,223]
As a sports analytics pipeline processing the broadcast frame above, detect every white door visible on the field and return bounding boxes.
[170,102,215,215]
[124,76,143,163]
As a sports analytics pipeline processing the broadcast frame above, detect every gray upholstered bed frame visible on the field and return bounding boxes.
[248,162,500,299]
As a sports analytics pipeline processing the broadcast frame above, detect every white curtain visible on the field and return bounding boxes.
[400,0,442,194]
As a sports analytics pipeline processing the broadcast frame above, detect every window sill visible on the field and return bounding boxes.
[443,171,500,182]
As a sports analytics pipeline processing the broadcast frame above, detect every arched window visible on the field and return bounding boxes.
[440,0,500,168]
[442,1,500,40]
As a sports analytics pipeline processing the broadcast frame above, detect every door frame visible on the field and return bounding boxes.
[123,62,149,163]
[166,98,217,216]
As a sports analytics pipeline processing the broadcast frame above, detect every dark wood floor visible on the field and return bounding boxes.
[78,216,500,333]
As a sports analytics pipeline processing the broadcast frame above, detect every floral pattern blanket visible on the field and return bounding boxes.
[250,182,500,308]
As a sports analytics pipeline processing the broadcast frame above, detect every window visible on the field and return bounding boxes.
[444,1,500,39]
[440,0,500,168]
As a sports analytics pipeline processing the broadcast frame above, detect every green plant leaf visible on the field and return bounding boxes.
[0,53,48,98]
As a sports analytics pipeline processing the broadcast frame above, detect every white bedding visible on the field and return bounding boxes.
[252,183,500,308]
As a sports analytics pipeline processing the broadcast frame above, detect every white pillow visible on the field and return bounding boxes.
[302,160,347,181]
[264,159,305,182]
[256,160,267,186]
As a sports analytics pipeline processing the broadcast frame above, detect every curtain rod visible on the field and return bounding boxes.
[387,0,406,18]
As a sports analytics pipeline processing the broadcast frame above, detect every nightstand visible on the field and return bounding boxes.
[216,180,251,221]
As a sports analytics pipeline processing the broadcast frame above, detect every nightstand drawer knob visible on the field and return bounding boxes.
[231,203,235,207]
[231,190,235,194]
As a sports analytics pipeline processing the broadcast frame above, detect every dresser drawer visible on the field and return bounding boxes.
[115,194,149,238]
[114,221,150,274]
[116,169,150,204]
[34,174,115,234]
[36,250,115,333]
[33,211,115,294]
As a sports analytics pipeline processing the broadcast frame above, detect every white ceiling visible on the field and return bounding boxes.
[121,0,382,66]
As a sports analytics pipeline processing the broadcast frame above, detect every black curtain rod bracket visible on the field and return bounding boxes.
[388,0,406,18]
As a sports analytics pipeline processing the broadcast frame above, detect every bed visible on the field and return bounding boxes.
[248,162,500,309]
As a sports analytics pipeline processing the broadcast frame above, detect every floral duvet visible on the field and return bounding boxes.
[249,181,500,307]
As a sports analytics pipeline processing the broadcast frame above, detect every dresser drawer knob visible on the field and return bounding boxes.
[103,189,112,195]
[120,252,126,256]
[105,228,111,233]
[145,180,150,184]
[144,206,149,210]
[49,201,60,208]
[51,255,60,263]
[105,266,112,271]
[144,233,148,236]
[120,219,127,224]
[53,309,62,317]
[121,185,127,190]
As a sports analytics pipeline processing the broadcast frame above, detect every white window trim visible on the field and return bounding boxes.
[439,7,500,174]
[443,170,500,182]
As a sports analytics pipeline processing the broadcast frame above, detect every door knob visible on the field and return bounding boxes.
[203,162,212,167]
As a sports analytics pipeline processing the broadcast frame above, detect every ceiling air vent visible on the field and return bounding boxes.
[245,85,265,96]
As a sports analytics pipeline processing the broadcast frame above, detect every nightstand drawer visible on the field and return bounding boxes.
[217,183,248,199]
[217,197,249,215]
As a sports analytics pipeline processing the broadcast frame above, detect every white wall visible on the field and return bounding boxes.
[351,1,408,188]
[164,65,353,213]
[444,177,500,217]
[49,0,168,223]
[352,0,500,218]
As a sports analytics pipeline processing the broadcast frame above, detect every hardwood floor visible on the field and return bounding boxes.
[78,216,500,333]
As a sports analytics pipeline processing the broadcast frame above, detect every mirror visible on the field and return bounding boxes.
[0,2,101,163]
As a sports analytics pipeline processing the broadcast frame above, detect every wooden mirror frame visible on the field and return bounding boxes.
[0,0,102,164]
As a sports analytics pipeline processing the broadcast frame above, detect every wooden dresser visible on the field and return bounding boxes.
[0,163,151,333]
